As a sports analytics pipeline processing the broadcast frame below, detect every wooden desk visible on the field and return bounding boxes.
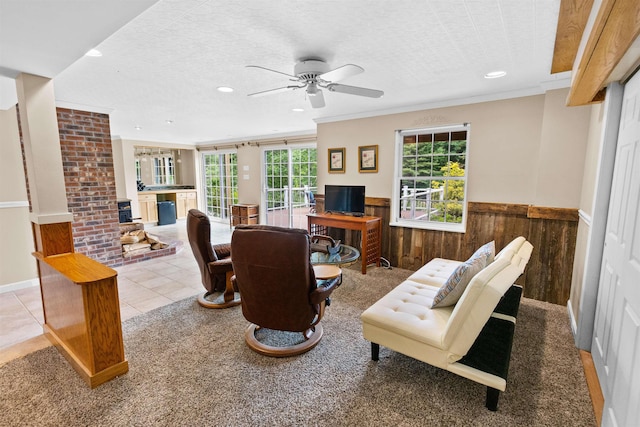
[307,213,381,274]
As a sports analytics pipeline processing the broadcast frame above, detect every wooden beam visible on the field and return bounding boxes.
[567,0,640,106]
[552,0,594,74]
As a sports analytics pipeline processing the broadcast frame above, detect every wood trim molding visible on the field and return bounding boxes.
[468,202,579,221]
[468,202,529,216]
[567,0,640,106]
[552,0,595,74]
[365,196,391,207]
[527,206,579,221]
[580,350,604,426]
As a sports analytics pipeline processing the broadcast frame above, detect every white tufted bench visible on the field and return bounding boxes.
[361,237,533,410]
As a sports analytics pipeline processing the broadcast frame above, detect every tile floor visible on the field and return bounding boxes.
[0,218,233,365]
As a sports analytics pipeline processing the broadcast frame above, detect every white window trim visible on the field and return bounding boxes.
[390,123,470,233]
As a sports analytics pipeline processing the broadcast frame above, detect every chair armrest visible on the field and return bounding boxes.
[212,243,231,259]
[309,276,340,305]
[207,257,233,275]
[310,235,341,254]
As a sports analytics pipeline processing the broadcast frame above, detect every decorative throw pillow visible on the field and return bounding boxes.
[431,241,495,308]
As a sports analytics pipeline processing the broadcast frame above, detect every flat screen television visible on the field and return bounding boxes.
[324,185,366,216]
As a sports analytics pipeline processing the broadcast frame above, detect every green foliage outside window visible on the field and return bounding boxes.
[265,147,317,208]
[397,126,468,228]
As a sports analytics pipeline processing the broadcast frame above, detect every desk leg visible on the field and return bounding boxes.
[361,223,368,274]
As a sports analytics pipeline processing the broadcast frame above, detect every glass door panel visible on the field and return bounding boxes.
[264,146,317,228]
[202,151,238,223]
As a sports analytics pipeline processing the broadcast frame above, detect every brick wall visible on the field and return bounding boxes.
[57,108,122,267]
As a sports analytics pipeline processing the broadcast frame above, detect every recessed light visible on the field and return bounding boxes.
[217,86,234,93]
[134,125,142,130]
[484,70,507,79]
[292,108,304,112]
[165,120,173,124]
[85,49,102,57]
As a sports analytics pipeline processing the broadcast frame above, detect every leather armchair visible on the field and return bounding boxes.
[231,224,340,357]
[187,209,240,308]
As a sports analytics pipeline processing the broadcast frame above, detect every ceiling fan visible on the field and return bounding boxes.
[246,59,384,108]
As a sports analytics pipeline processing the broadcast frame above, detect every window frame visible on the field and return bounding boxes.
[390,123,470,233]
[153,155,175,185]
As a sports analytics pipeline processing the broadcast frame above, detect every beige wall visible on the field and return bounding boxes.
[236,144,263,206]
[579,103,606,216]
[317,88,592,207]
[0,106,38,289]
[569,103,606,322]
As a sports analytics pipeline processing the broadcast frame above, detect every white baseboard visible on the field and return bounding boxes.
[567,299,578,340]
[0,278,39,294]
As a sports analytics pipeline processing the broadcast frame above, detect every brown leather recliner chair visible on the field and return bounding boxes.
[231,224,341,357]
[187,209,240,308]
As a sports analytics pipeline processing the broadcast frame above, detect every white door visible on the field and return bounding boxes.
[592,71,640,426]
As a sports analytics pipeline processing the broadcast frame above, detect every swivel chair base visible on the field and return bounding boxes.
[197,270,240,309]
[197,291,241,309]
[244,323,323,357]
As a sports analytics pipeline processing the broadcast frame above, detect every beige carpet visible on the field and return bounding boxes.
[0,266,595,426]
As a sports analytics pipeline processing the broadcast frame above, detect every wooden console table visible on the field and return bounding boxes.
[307,213,381,274]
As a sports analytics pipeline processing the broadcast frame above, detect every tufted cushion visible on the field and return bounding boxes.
[431,241,495,308]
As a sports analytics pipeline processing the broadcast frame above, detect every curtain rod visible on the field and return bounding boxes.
[197,142,245,151]
[246,135,316,147]
[198,135,316,151]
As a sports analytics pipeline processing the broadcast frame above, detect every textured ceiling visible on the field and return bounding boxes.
[1,0,568,145]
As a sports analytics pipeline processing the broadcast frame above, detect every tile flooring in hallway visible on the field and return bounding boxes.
[0,218,233,365]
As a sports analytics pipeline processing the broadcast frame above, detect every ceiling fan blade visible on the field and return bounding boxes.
[319,64,364,82]
[246,65,298,79]
[308,90,325,108]
[327,83,384,98]
[248,85,303,97]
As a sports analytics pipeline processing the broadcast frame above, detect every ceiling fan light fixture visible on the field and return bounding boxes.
[306,83,319,96]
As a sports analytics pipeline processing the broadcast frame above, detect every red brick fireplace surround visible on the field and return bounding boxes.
[55,108,177,266]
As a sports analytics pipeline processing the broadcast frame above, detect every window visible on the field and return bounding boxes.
[392,124,469,232]
[135,159,141,182]
[153,156,175,185]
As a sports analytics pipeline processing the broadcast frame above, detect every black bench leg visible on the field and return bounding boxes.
[486,387,500,411]
[371,343,379,361]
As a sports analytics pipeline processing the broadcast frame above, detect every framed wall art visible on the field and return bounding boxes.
[328,147,345,173]
[358,145,378,173]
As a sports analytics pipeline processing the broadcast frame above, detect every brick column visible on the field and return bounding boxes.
[57,108,122,266]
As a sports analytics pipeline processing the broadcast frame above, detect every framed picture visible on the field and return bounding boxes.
[328,148,345,173]
[358,145,378,173]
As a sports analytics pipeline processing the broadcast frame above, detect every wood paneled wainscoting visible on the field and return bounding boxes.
[315,197,577,305]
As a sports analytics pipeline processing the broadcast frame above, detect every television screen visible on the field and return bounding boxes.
[324,185,365,215]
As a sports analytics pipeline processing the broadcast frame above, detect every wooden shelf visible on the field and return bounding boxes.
[231,204,259,226]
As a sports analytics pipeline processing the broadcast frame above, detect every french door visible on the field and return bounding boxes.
[202,151,238,223]
[263,145,317,229]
